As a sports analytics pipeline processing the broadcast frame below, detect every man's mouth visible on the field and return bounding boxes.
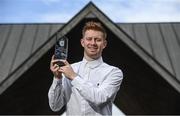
[88,47,98,51]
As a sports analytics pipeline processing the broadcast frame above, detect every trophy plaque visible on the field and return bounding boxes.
[54,34,68,67]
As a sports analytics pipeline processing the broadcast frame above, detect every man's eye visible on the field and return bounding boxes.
[86,37,92,41]
[96,39,102,42]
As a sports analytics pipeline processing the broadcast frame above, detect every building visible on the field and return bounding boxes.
[0,2,180,115]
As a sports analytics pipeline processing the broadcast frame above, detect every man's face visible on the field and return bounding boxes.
[81,30,107,59]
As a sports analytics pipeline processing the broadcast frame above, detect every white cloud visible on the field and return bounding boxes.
[39,13,73,22]
[93,0,180,22]
[1,0,180,23]
[41,0,61,5]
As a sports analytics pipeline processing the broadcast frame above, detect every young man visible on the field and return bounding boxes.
[48,21,123,115]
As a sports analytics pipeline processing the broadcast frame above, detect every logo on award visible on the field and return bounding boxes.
[59,40,64,47]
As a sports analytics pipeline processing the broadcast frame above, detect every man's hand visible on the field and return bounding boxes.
[50,55,62,79]
[58,60,77,80]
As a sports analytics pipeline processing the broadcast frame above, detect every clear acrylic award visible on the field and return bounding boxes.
[54,34,68,67]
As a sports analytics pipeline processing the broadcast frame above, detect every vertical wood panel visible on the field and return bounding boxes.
[0,25,24,82]
[11,25,37,72]
[172,24,180,46]
[32,25,51,53]
[50,24,64,36]
[0,25,11,57]
[147,24,174,75]
[118,24,135,39]
[160,24,180,81]
[133,24,153,55]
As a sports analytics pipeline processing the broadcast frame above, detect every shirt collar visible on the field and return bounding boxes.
[82,57,103,69]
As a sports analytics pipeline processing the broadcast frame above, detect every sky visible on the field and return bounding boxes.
[0,0,180,23]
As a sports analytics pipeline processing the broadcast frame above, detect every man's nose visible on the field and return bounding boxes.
[90,39,96,44]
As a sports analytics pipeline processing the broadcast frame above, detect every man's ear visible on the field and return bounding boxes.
[80,38,85,47]
[103,40,107,49]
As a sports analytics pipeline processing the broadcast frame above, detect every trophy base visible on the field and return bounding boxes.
[56,61,65,67]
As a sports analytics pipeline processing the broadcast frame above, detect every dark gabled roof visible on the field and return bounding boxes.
[0,23,64,94]
[0,2,180,94]
[118,23,180,91]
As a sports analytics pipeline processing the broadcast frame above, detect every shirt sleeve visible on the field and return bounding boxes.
[71,67,123,106]
[48,77,66,112]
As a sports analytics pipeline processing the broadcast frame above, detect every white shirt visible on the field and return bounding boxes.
[48,57,123,115]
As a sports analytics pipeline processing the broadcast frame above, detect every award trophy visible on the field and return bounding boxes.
[54,34,68,67]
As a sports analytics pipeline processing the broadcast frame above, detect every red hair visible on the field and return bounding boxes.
[82,21,107,39]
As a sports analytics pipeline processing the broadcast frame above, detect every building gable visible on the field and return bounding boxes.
[0,2,180,95]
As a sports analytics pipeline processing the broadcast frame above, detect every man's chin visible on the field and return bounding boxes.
[88,54,100,59]
[88,51,97,56]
